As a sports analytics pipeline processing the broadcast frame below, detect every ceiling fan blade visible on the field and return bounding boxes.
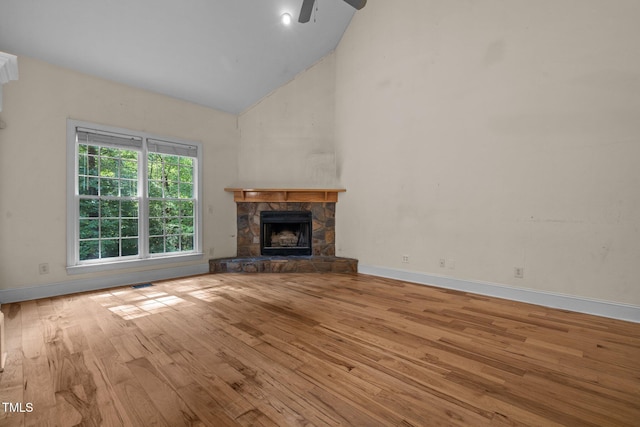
[343,0,367,10]
[298,0,315,23]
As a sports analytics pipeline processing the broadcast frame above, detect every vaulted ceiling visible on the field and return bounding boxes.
[0,0,356,114]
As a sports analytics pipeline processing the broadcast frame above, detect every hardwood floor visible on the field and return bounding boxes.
[1,273,639,426]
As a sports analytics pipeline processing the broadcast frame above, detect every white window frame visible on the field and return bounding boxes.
[66,119,203,274]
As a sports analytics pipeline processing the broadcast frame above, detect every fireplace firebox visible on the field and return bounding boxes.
[260,211,312,256]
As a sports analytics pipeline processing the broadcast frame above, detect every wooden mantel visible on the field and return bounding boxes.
[225,187,346,203]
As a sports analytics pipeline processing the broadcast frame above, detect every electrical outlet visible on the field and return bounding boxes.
[39,263,50,275]
[439,258,446,268]
[209,247,215,256]
[402,255,409,263]
[514,267,524,279]
[448,259,456,269]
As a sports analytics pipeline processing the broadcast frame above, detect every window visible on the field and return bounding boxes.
[67,120,202,273]
[147,140,197,255]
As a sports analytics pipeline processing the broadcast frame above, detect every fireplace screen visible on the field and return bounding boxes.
[260,211,312,256]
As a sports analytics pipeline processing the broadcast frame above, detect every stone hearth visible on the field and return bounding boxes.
[209,255,357,274]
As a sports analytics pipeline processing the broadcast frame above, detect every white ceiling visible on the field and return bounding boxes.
[0,0,356,114]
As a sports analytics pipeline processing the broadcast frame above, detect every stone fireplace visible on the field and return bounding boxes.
[237,202,335,257]
[209,188,357,274]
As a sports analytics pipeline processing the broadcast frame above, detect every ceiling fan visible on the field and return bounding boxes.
[298,0,367,23]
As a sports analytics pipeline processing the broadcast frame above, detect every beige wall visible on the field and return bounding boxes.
[0,56,239,291]
[335,1,640,305]
[237,54,338,188]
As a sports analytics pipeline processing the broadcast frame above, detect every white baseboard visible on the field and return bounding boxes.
[358,264,640,324]
[0,263,210,304]
[3,263,637,324]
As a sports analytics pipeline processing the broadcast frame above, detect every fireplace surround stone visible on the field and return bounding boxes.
[237,202,335,257]
[209,188,357,274]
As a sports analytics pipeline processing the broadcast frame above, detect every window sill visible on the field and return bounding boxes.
[67,253,204,275]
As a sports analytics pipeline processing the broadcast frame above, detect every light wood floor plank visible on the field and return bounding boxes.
[1,273,639,426]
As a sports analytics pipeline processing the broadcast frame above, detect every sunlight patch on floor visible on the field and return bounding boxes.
[95,288,193,320]
[188,288,223,302]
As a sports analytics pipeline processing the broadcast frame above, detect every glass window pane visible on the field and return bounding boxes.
[164,164,179,182]
[101,219,120,238]
[149,218,163,236]
[89,178,100,195]
[166,201,179,217]
[87,155,98,176]
[181,235,193,251]
[179,166,193,183]
[79,177,99,195]
[179,201,194,217]
[166,182,179,198]
[179,183,193,199]
[101,178,118,196]
[166,235,180,252]
[121,201,138,218]
[120,179,137,197]
[102,200,120,217]
[102,239,119,258]
[121,219,138,237]
[147,165,162,181]
[121,150,137,160]
[79,199,99,218]
[149,181,163,198]
[100,147,119,158]
[78,176,86,194]
[148,156,163,179]
[121,160,137,179]
[149,236,164,254]
[165,155,179,165]
[79,240,99,261]
[78,154,87,175]
[180,217,194,234]
[166,217,180,235]
[149,200,163,217]
[79,219,99,239]
[179,157,193,167]
[122,238,138,256]
[100,157,118,177]
[148,153,162,163]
